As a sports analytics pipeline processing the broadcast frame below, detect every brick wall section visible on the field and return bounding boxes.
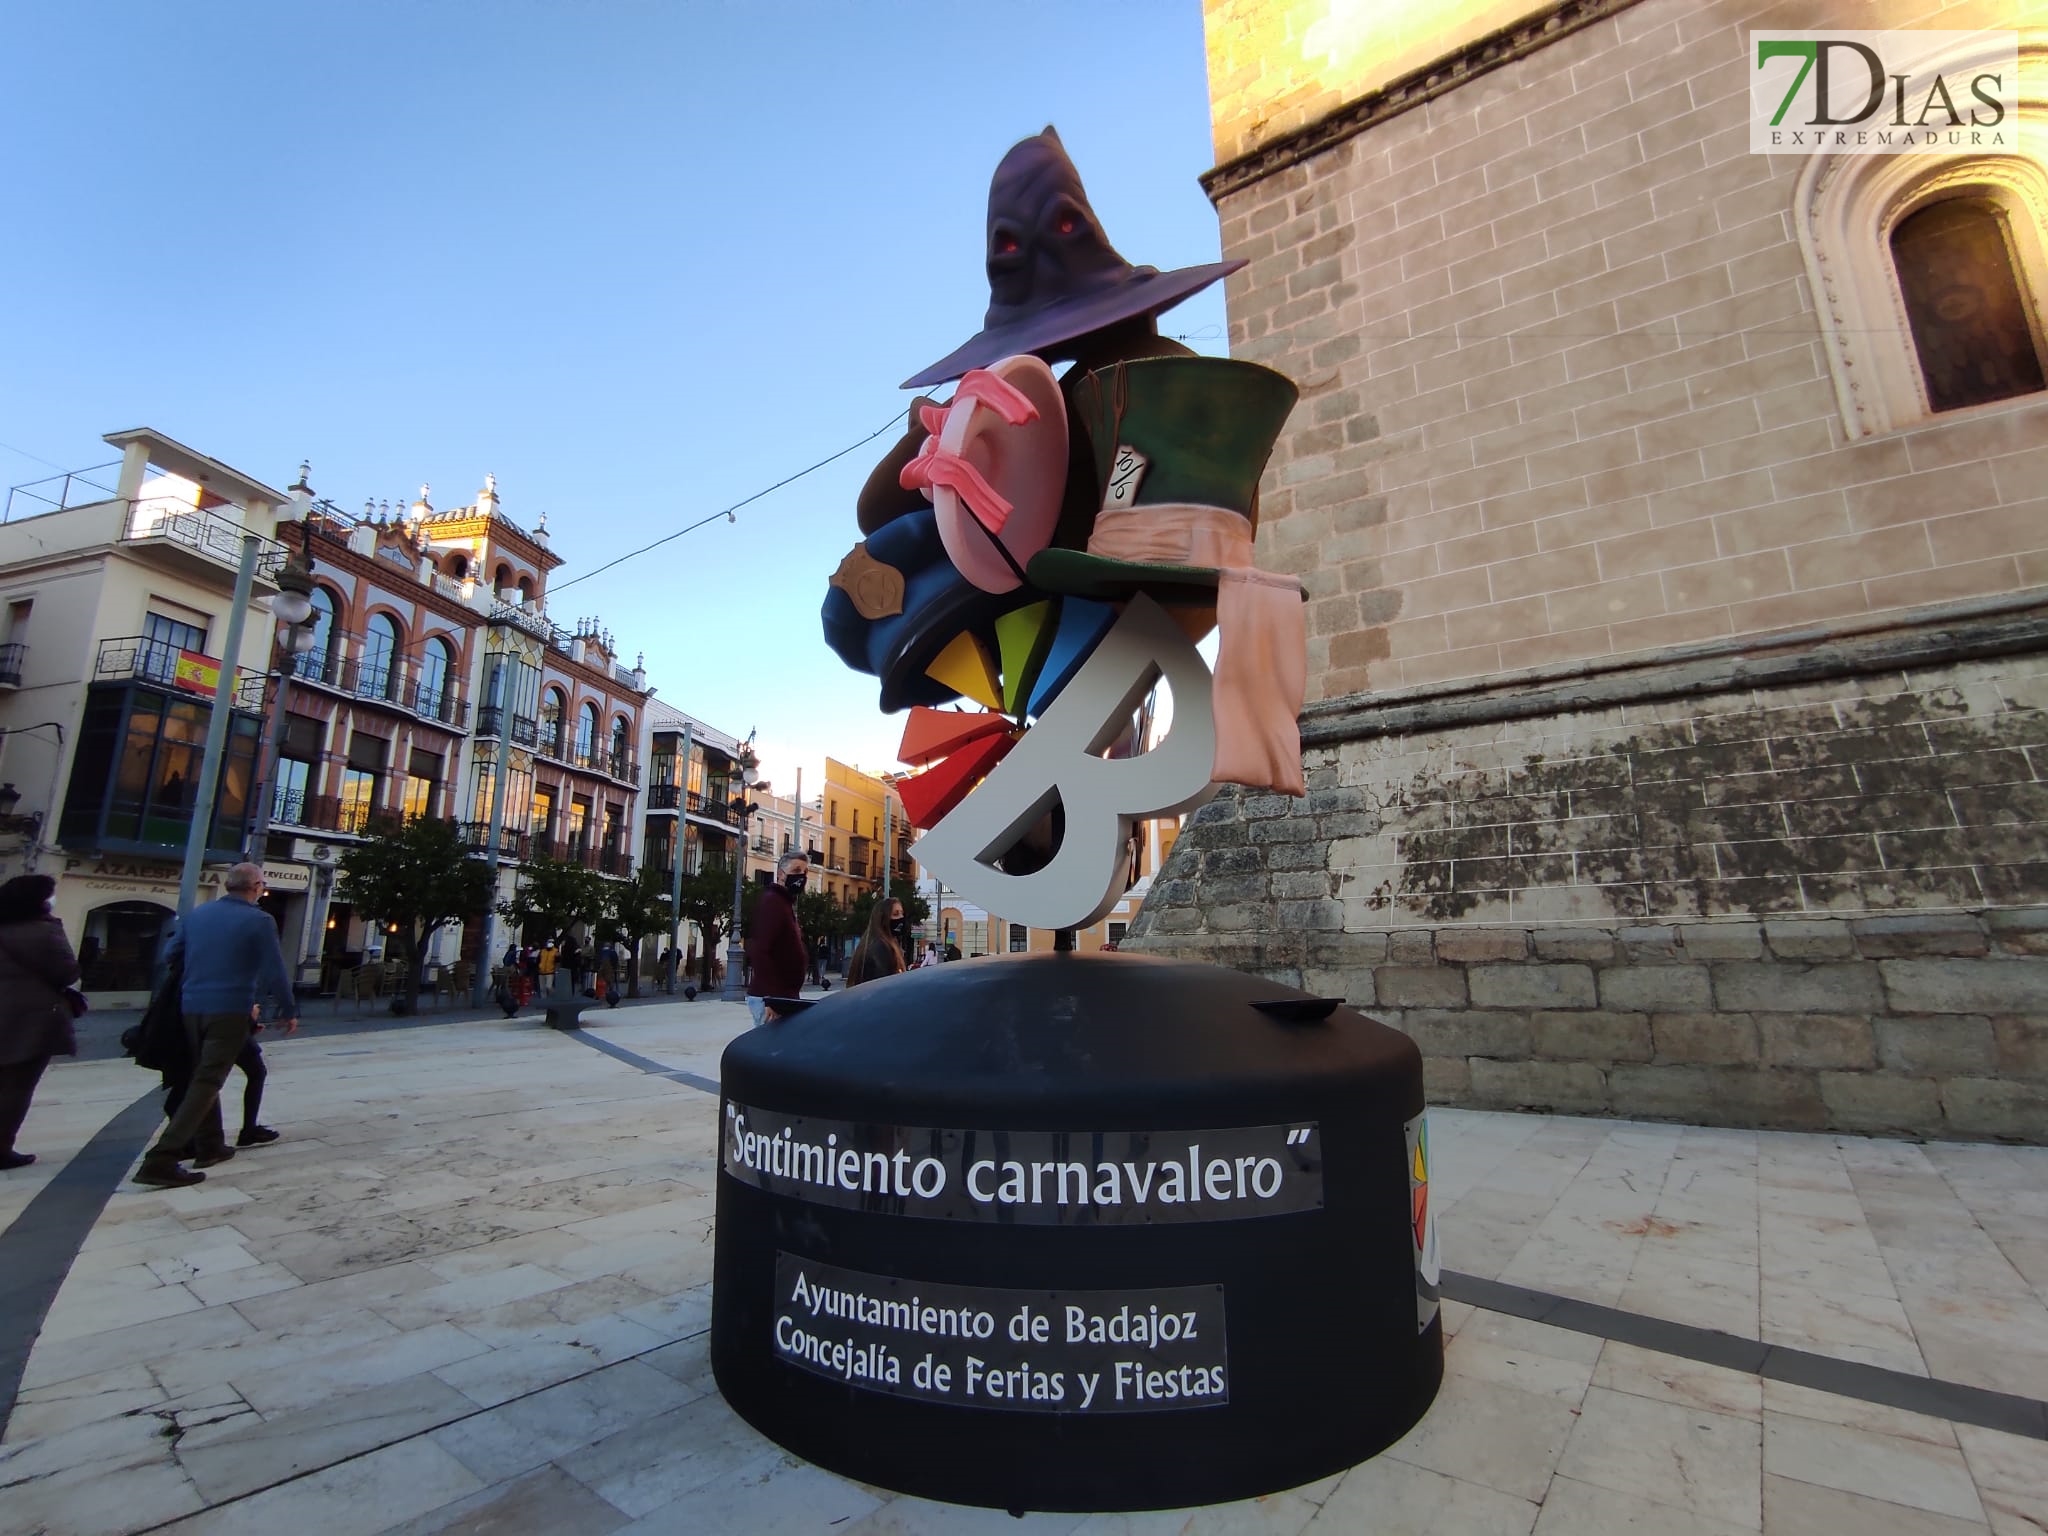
[1129,653,2048,1141]
[1132,909,2048,1141]
[1213,0,2048,702]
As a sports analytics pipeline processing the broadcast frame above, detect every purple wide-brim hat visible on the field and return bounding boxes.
[901,258,1242,390]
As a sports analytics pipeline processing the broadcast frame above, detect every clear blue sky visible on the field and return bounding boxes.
[0,0,1230,796]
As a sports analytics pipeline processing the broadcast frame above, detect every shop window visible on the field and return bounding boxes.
[1893,196,2047,413]
[79,901,172,992]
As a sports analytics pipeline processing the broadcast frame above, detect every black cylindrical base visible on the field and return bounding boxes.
[711,953,1441,1513]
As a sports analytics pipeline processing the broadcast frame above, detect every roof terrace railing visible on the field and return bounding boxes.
[123,498,290,580]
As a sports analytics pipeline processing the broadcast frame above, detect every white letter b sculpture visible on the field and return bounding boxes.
[911,596,1218,932]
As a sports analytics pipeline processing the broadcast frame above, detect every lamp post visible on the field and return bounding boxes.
[720,737,758,1002]
[245,560,319,857]
[665,720,693,993]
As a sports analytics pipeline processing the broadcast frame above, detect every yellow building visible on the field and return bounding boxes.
[815,757,911,912]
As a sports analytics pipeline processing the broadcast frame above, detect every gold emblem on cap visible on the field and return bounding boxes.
[831,543,905,620]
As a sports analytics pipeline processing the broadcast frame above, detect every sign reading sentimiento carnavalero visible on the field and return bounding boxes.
[723,1102,1321,1224]
[772,1252,1228,1413]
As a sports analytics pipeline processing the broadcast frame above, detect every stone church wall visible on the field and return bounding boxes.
[1129,622,2048,1139]
[1133,0,2048,1140]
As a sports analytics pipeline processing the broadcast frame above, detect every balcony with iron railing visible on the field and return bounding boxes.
[288,643,468,728]
[0,642,23,687]
[540,734,641,784]
[527,832,633,877]
[271,791,382,837]
[122,497,291,583]
[93,636,269,710]
[475,707,538,746]
[457,821,530,860]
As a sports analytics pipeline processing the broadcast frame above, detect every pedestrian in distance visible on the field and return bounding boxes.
[845,897,909,987]
[596,940,620,1007]
[0,874,83,1171]
[134,864,297,1189]
[744,851,809,1025]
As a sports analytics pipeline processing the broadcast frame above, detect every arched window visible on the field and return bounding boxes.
[494,563,512,594]
[610,714,630,776]
[415,635,454,721]
[445,551,469,581]
[1790,42,2048,438]
[539,687,567,758]
[301,586,339,683]
[1892,197,2047,413]
[361,613,401,700]
[575,701,599,766]
[517,576,534,602]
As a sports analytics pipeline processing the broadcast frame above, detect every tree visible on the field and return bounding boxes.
[606,868,672,997]
[335,816,494,1015]
[673,862,757,990]
[501,856,607,950]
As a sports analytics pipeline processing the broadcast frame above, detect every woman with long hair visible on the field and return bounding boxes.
[0,874,82,1170]
[845,897,909,987]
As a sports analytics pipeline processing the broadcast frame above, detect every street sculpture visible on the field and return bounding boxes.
[823,128,1309,929]
[713,129,1441,1513]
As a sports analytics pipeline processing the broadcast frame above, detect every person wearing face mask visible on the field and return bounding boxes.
[744,852,810,1025]
[845,898,910,988]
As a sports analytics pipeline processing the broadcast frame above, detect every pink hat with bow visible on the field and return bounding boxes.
[899,355,1067,595]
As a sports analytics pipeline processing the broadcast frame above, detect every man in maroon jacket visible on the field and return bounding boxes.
[744,852,809,1025]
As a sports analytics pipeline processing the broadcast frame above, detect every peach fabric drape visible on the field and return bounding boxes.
[1083,505,1307,796]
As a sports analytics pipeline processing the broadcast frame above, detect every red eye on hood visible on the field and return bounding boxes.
[1056,214,1079,235]
[995,234,1020,255]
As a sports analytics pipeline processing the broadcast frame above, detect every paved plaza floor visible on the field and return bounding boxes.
[2,997,2044,1535]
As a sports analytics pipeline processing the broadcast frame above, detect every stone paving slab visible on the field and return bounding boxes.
[1,994,2043,1534]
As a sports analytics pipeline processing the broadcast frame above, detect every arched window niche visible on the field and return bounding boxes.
[1892,197,2048,411]
[1794,39,2048,437]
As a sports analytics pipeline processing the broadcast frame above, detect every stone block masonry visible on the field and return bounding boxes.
[1130,649,2048,1143]
[1163,0,2048,1144]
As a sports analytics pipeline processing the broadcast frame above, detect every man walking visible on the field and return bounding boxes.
[744,851,808,1025]
[135,864,297,1189]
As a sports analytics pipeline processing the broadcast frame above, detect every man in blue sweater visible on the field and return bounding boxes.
[136,863,298,1189]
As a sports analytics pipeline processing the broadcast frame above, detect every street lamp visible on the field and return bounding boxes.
[720,736,759,1002]
[245,558,320,859]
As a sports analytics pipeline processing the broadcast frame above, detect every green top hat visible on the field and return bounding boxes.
[1026,355,1298,604]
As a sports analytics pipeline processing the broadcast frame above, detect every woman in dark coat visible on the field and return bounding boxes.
[0,874,81,1170]
[845,898,909,988]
